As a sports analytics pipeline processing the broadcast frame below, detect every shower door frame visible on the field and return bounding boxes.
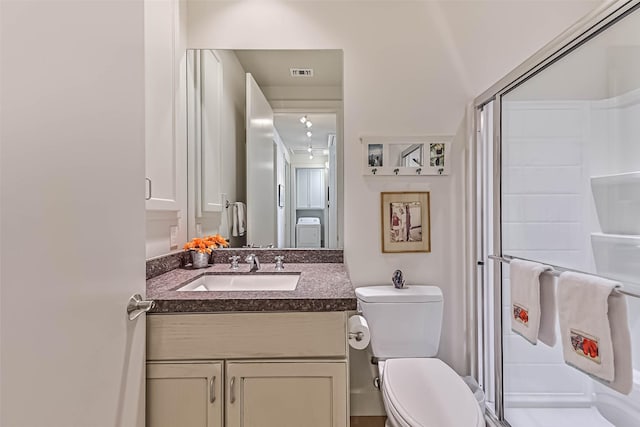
[472,0,640,425]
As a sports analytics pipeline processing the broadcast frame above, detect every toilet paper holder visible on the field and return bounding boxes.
[349,331,365,342]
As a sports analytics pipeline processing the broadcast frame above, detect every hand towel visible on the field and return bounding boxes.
[538,268,558,347]
[231,203,239,237]
[510,259,555,345]
[558,272,633,394]
[232,202,246,237]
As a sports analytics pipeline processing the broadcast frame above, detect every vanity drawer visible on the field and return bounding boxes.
[147,311,347,360]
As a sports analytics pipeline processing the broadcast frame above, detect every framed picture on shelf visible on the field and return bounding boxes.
[381,191,431,253]
[367,143,383,167]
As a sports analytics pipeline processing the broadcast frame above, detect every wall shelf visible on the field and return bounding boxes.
[361,135,452,176]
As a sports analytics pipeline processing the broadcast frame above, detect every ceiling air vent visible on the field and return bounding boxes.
[290,68,314,77]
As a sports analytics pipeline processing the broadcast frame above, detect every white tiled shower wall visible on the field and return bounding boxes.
[503,101,594,405]
[502,92,640,411]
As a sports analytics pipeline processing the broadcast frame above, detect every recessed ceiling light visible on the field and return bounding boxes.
[306,131,312,138]
[299,116,307,124]
[305,121,312,128]
[309,154,314,160]
[307,145,312,153]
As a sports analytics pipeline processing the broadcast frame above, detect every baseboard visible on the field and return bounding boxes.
[350,416,387,427]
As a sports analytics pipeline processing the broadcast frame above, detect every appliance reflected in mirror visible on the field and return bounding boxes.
[186,49,343,249]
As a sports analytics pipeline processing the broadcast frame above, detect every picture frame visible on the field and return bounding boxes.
[277,184,285,208]
[381,191,431,253]
[367,143,383,167]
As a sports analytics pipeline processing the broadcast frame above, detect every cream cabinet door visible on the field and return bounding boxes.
[307,168,325,209]
[144,0,181,211]
[296,168,325,209]
[226,361,347,427]
[147,362,223,427]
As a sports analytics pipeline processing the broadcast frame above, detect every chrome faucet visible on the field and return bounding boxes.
[274,255,285,271]
[392,269,405,289]
[245,254,261,272]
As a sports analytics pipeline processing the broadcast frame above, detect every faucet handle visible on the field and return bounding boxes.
[229,256,240,270]
[392,269,405,289]
[274,256,284,271]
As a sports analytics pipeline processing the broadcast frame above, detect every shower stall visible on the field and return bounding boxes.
[473,1,640,425]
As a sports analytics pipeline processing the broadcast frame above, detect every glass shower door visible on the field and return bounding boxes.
[498,6,640,426]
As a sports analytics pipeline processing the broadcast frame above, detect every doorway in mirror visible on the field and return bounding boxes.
[187,49,343,249]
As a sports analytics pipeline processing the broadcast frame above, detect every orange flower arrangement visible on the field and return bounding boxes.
[183,234,229,254]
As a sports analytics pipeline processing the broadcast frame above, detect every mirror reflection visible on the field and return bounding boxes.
[389,144,424,168]
[186,49,343,249]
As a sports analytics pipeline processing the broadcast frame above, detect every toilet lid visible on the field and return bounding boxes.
[382,358,483,427]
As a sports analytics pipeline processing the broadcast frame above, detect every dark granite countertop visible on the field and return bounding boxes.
[147,263,356,313]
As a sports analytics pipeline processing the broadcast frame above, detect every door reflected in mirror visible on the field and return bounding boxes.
[389,144,424,168]
[186,49,343,249]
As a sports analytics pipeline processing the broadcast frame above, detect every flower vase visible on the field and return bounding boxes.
[191,251,210,268]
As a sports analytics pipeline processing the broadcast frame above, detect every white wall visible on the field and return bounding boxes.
[186,0,599,414]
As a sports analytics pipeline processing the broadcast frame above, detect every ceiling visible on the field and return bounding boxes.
[274,113,336,154]
[234,49,341,155]
[235,49,343,88]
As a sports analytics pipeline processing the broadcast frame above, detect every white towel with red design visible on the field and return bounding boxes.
[557,271,632,394]
[510,259,555,346]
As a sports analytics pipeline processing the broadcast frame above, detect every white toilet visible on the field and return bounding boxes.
[356,285,484,427]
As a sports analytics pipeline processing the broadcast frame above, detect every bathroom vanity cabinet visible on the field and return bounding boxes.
[146,311,349,427]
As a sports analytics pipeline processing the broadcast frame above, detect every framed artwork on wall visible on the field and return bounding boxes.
[278,184,285,208]
[381,191,431,253]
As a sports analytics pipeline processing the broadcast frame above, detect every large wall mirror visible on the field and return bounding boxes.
[186,49,343,249]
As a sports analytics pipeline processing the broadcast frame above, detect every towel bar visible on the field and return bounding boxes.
[487,255,640,299]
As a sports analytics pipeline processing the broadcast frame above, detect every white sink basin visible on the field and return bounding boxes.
[177,273,300,292]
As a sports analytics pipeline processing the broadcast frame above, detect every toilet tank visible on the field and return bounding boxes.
[356,285,443,359]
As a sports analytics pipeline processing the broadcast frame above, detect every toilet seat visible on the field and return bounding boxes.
[381,358,484,427]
